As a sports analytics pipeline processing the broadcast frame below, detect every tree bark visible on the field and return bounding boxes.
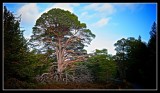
[57,38,63,73]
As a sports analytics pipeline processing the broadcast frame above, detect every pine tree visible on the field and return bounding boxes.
[30,8,95,77]
[4,6,28,82]
[145,22,157,88]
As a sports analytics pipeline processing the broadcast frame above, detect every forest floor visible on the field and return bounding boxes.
[33,81,134,89]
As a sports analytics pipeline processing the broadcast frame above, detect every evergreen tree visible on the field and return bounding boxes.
[145,22,157,88]
[4,6,29,88]
[30,8,95,76]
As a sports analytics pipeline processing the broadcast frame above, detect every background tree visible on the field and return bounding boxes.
[3,6,31,88]
[144,22,157,88]
[29,8,95,80]
[114,38,128,79]
[86,49,117,83]
[125,37,148,86]
[114,36,153,88]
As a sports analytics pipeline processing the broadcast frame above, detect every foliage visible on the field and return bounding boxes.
[4,6,29,82]
[4,6,51,88]
[114,37,148,81]
[86,49,117,83]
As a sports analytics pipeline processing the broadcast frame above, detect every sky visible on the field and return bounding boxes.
[3,3,157,55]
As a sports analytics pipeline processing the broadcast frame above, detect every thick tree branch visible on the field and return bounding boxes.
[61,55,88,71]
[63,29,79,50]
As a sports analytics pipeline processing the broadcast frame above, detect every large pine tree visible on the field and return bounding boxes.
[30,8,95,76]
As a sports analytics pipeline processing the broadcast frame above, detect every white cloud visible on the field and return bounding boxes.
[113,3,140,12]
[17,3,80,26]
[81,11,88,16]
[41,3,80,14]
[91,17,111,27]
[83,3,115,15]
[83,3,101,10]
[114,3,137,7]
[97,3,115,14]
[79,3,115,25]
[79,11,96,22]
[84,38,116,55]
[82,3,139,20]
[17,3,39,25]
[52,3,75,12]
[36,3,80,23]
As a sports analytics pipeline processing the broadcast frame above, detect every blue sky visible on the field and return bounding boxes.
[3,3,157,55]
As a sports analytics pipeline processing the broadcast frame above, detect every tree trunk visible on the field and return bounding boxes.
[57,38,63,73]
